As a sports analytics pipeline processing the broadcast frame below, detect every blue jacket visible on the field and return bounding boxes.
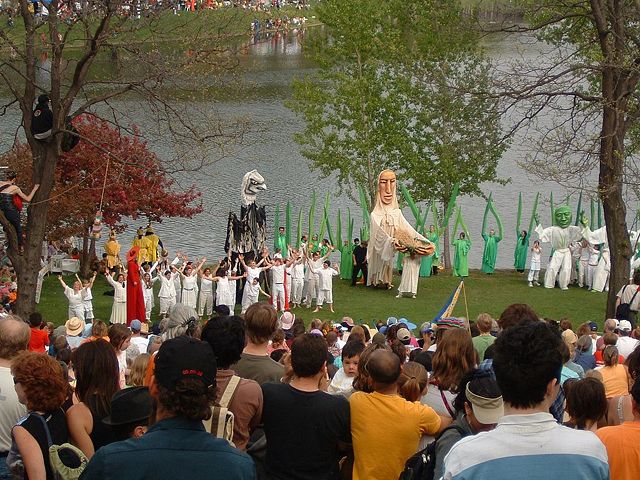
[80,416,255,480]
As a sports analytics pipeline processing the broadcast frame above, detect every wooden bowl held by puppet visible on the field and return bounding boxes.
[393,229,435,256]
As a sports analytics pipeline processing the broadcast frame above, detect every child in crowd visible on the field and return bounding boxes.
[528,240,542,287]
[326,331,342,364]
[76,272,97,322]
[142,272,156,321]
[27,312,49,353]
[103,386,153,441]
[328,340,365,398]
[397,361,429,402]
[268,329,290,354]
[311,260,339,313]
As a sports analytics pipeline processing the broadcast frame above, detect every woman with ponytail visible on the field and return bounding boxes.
[398,362,429,402]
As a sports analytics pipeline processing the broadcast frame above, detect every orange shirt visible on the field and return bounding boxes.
[28,327,50,353]
[599,365,630,398]
[596,421,640,480]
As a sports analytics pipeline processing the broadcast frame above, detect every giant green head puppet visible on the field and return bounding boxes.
[554,205,572,229]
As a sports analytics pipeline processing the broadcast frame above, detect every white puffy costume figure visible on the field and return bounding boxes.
[534,206,584,290]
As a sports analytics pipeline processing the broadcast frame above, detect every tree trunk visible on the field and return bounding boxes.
[442,222,451,270]
[15,142,60,317]
[600,69,631,318]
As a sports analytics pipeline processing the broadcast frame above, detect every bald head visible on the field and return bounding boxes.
[0,315,30,360]
[367,349,401,385]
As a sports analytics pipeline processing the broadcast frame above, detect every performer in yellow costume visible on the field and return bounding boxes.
[104,231,122,269]
[132,227,150,265]
[145,224,161,263]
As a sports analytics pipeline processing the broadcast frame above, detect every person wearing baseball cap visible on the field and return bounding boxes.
[616,319,640,359]
[432,369,503,480]
[81,336,255,479]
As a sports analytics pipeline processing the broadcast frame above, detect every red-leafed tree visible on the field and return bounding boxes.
[3,116,202,276]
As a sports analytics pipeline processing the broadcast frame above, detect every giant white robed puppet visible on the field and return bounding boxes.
[367,170,434,287]
[535,206,584,290]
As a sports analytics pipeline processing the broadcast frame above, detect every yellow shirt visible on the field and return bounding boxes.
[599,364,630,398]
[350,391,441,480]
[597,421,640,480]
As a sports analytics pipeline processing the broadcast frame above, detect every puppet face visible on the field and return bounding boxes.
[554,206,572,229]
[378,170,396,206]
[242,170,267,204]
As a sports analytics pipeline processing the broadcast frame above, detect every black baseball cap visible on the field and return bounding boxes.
[103,387,153,426]
[154,336,217,390]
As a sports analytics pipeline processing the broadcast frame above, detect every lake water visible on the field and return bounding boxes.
[0,28,629,269]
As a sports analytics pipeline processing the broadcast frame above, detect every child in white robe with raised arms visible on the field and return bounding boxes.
[311,260,339,313]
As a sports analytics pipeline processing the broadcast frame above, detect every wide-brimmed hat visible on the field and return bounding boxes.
[466,382,504,424]
[398,317,417,330]
[65,317,85,336]
[103,387,153,426]
[127,246,139,263]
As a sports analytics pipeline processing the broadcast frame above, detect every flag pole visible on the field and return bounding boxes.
[462,281,470,332]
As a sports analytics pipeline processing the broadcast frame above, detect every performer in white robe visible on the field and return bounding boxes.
[367,170,433,288]
[58,276,86,320]
[534,206,584,290]
[198,268,215,317]
[105,271,127,324]
[397,254,421,298]
[582,225,610,293]
[158,269,178,317]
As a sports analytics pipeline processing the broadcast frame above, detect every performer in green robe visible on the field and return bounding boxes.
[339,240,354,280]
[274,226,288,258]
[420,225,440,277]
[452,208,471,277]
[514,230,529,272]
[481,197,503,274]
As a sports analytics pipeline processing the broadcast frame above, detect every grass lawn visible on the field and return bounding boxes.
[38,269,608,330]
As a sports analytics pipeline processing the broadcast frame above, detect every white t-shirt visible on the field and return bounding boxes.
[315,267,338,290]
[616,336,639,359]
[272,264,286,284]
[246,266,262,283]
[131,336,149,355]
[0,365,27,451]
[291,263,305,280]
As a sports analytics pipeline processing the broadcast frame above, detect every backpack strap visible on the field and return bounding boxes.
[439,388,456,418]
[629,288,640,310]
[32,413,53,448]
[203,375,241,435]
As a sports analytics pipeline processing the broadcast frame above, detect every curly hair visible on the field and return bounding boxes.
[12,351,70,412]
[432,329,477,392]
[157,378,216,421]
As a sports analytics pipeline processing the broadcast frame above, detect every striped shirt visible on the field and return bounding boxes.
[443,413,609,480]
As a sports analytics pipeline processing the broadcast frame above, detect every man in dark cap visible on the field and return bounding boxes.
[30,94,53,140]
[81,336,255,479]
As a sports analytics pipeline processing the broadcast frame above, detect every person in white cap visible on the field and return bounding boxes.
[616,320,639,359]
[432,369,503,480]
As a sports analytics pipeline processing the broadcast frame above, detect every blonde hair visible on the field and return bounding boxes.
[129,353,150,387]
[398,362,429,402]
[476,313,493,333]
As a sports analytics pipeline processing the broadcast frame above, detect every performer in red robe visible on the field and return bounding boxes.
[126,246,146,326]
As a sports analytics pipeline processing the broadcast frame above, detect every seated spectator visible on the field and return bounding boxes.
[27,312,49,353]
[471,313,495,361]
[267,328,289,355]
[103,387,153,441]
[232,302,283,385]
[561,342,582,384]
[433,368,503,480]
[128,353,150,387]
[617,320,640,359]
[8,352,70,479]
[561,329,584,378]
[596,377,640,480]
[201,315,263,451]
[398,362,429,403]
[66,340,119,458]
[80,336,255,479]
[443,322,608,480]
[598,345,631,399]
[596,319,618,351]
[422,329,477,419]
[606,344,640,426]
[328,340,364,398]
[563,377,607,432]
[595,332,623,365]
[574,335,597,372]
[262,333,350,479]
[350,349,448,480]
[129,320,149,355]
[65,316,85,350]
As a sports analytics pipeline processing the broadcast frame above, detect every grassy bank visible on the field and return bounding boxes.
[38,269,607,330]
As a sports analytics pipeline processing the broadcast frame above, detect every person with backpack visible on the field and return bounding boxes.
[7,351,70,480]
[200,315,263,451]
[431,369,503,480]
[615,270,640,327]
